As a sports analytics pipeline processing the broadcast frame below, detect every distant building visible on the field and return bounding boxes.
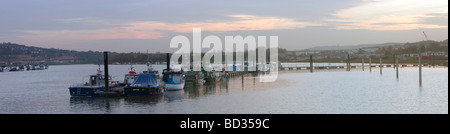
[361,47,378,53]
[421,51,448,60]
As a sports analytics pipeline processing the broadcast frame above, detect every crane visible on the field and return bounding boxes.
[422,31,429,41]
[420,31,429,53]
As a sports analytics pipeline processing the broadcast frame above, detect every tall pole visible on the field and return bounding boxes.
[310,54,313,73]
[362,58,365,71]
[396,58,399,78]
[380,58,383,75]
[419,55,422,86]
[393,54,396,68]
[104,51,109,92]
[167,53,170,70]
[347,54,351,71]
[369,58,372,72]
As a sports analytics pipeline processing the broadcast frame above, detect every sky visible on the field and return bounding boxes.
[0,0,448,53]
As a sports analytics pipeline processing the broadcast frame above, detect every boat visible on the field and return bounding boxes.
[118,65,139,87]
[123,65,166,96]
[26,64,32,71]
[9,66,19,71]
[38,63,46,70]
[68,66,120,97]
[185,71,205,85]
[162,68,186,90]
[204,69,221,83]
[19,65,26,71]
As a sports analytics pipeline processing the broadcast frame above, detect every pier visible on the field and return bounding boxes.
[279,63,438,70]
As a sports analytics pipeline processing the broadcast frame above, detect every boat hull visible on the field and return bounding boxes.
[69,86,104,97]
[124,87,165,96]
[165,83,185,91]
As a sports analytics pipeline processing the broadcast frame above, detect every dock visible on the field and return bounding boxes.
[279,63,439,71]
[70,52,253,97]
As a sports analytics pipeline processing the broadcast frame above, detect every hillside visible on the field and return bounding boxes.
[306,42,405,51]
[0,42,105,65]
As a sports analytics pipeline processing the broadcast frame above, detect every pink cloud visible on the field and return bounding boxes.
[18,15,321,42]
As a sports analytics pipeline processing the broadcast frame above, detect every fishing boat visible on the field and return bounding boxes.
[204,69,221,83]
[118,65,138,87]
[123,65,166,96]
[162,68,186,90]
[68,66,119,97]
[185,71,205,85]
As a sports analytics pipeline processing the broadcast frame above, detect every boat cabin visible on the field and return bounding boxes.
[86,74,107,86]
[124,70,138,84]
[162,69,185,84]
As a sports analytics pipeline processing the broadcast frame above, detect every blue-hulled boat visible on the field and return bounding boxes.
[68,67,119,97]
[123,66,166,96]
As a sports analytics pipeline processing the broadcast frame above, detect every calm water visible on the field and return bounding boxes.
[0,64,447,114]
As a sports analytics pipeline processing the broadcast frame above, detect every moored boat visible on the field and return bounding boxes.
[185,71,205,85]
[162,68,186,90]
[118,65,138,87]
[9,66,19,71]
[123,66,166,96]
[68,66,120,97]
[204,69,221,83]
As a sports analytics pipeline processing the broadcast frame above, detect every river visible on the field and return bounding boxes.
[0,64,447,114]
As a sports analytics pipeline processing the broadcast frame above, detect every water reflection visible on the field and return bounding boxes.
[68,73,266,112]
[69,97,122,113]
[2,64,446,114]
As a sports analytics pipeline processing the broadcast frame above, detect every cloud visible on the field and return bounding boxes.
[329,0,448,31]
[17,14,322,42]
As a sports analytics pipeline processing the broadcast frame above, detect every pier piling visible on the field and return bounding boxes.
[310,55,313,73]
[380,58,382,75]
[396,58,399,78]
[419,55,422,86]
[362,58,364,71]
[393,54,396,68]
[369,58,372,72]
[104,51,109,92]
[347,54,350,71]
[166,53,170,70]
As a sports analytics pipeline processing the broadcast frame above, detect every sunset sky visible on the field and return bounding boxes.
[0,0,448,52]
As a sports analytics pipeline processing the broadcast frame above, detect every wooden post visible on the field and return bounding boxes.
[419,55,422,86]
[369,58,372,72]
[167,53,170,70]
[393,54,396,68]
[104,51,109,92]
[380,58,382,75]
[362,58,365,71]
[310,55,313,73]
[396,58,399,78]
[347,54,351,71]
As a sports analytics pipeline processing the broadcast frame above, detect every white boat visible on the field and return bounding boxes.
[122,65,138,86]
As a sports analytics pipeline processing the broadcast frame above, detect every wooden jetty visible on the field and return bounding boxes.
[279,63,437,71]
